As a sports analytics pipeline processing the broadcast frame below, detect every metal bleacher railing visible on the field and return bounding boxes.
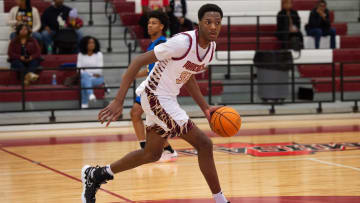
[1,14,359,124]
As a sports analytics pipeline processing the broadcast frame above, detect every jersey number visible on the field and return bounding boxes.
[176,71,192,84]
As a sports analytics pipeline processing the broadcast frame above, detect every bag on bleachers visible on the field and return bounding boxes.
[54,28,78,54]
[253,50,293,102]
[289,35,303,51]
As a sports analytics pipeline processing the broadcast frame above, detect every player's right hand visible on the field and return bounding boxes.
[98,100,123,127]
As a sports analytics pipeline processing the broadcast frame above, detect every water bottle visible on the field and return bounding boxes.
[52,74,57,85]
[47,45,52,55]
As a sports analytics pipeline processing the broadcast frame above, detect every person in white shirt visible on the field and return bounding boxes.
[82,4,231,203]
[8,0,42,44]
[77,36,104,108]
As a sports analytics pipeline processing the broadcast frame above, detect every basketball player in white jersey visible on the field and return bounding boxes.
[81,4,230,203]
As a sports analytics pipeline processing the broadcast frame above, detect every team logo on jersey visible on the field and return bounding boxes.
[178,142,360,157]
[183,61,206,72]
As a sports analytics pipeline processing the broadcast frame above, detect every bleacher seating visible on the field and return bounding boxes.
[0,55,105,103]
[312,78,360,92]
[298,64,360,78]
[292,0,318,10]
[4,0,51,14]
[1,0,360,104]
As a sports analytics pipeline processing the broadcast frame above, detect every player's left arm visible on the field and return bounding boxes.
[184,75,219,122]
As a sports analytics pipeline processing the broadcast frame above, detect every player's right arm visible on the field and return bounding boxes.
[98,50,157,126]
[135,69,148,78]
[121,68,148,79]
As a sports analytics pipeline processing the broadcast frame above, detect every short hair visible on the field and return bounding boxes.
[147,10,169,33]
[79,36,101,55]
[198,4,223,21]
[318,0,327,5]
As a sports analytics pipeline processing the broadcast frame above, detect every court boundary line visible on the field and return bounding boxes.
[0,147,134,203]
[2,155,360,177]
[1,124,360,148]
[307,158,360,172]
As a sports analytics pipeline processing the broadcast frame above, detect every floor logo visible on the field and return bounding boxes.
[178,142,360,157]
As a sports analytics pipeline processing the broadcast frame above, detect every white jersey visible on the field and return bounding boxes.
[136,30,216,97]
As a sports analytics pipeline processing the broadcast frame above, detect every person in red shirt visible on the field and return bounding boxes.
[8,24,41,86]
[66,8,83,30]
[139,0,171,38]
[141,0,170,12]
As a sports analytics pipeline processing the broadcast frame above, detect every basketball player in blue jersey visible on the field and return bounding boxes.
[131,11,177,162]
[82,4,230,203]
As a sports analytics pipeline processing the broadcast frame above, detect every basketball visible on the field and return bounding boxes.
[210,106,242,137]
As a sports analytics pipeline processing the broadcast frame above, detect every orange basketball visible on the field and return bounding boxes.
[210,106,242,137]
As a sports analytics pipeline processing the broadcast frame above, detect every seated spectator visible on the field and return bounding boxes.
[7,0,42,44]
[276,0,303,50]
[7,24,41,86]
[77,36,104,108]
[66,8,83,44]
[169,0,193,33]
[41,0,82,53]
[305,0,336,49]
[139,0,173,38]
[66,9,83,31]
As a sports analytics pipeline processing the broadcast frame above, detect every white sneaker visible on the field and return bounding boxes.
[81,104,89,109]
[89,94,96,101]
[158,150,178,163]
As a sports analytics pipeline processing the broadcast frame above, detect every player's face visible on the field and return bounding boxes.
[148,18,164,37]
[199,12,222,42]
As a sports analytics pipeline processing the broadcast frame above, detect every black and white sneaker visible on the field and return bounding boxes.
[81,165,113,203]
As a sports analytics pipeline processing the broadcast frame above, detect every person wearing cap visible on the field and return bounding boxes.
[66,8,84,44]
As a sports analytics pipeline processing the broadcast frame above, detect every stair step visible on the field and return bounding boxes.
[62,1,106,13]
[0,26,11,40]
[347,22,360,35]
[80,13,122,26]
[335,11,360,22]
[81,25,125,38]
[328,0,359,10]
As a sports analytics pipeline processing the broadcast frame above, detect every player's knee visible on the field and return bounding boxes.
[144,150,162,162]
[198,134,213,151]
[130,106,142,121]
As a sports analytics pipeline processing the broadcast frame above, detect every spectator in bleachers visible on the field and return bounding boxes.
[8,24,41,86]
[8,0,42,44]
[41,0,82,53]
[66,9,83,31]
[139,0,172,38]
[77,36,104,108]
[276,0,303,50]
[67,8,84,45]
[306,0,336,49]
[169,0,194,33]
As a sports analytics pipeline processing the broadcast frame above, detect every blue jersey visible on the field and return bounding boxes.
[135,35,167,104]
[146,35,167,74]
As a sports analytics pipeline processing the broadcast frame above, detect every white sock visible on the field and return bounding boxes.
[213,191,228,203]
[106,165,115,176]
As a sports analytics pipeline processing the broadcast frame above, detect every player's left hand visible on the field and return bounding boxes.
[98,99,123,127]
